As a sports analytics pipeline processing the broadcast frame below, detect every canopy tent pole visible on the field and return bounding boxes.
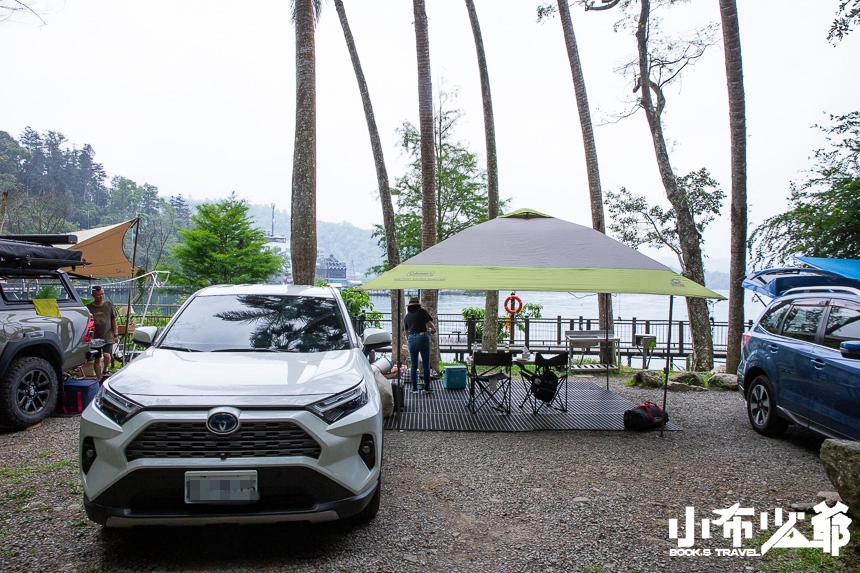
[659,295,675,438]
[395,291,402,374]
[122,217,140,365]
[604,297,610,391]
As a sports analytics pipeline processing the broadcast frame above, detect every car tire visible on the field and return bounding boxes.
[0,356,59,429]
[746,375,788,438]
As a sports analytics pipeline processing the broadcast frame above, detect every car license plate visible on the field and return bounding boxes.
[185,470,259,504]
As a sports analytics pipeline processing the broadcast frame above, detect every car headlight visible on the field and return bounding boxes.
[94,383,143,426]
[307,382,368,424]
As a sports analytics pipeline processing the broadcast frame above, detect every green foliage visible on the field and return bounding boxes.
[105,176,177,272]
[829,0,860,43]
[535,4,557,22]
[751,178,860,267]
[462,302,543,341]
[370,92,509,273]
[339,286,382,327]
[1,128,108,234]
[462,307,504,342]
[750,112,860,267]
[0,128,183,272]
[32,285,61,299]
[169,193,286,290]
[606,168,724,270]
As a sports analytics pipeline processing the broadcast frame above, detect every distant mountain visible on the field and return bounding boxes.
[246,203,383,279]
[655,255,729,289]
[318,221,383,279]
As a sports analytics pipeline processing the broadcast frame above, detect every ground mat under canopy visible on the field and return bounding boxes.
[383,378,681,433]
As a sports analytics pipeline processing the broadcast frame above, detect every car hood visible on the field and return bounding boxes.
[107,347,368,407]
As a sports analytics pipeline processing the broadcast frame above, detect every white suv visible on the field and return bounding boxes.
[79,284,391,527]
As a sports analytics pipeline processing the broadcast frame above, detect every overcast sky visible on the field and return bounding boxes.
[1,1,858,270]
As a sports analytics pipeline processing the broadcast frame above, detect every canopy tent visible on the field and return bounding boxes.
[361,209,722,299]
[53,220,137,279]
[361,209,723,434]
[796,256,860,282]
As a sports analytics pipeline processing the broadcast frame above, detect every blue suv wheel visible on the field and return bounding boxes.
[746,374,788,437]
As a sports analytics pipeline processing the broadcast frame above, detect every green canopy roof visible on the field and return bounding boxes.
[360,209,723,299]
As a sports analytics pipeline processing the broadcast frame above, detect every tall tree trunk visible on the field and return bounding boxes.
[333,0,402,354]
[636,0,714,371]
[0,191,7,234]
[290,0,317,285]
[464,0,501,351]
[557,0,614,362]
[719,0,747,374]
[413,0,439,370]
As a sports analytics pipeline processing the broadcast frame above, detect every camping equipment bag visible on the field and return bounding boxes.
[530,370,559,403]
[61,378,100,415]
[623,401,669,430]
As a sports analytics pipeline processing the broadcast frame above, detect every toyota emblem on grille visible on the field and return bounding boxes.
[207,410,239,435]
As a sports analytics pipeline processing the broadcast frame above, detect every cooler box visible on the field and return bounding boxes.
[443,365,467,389]
[61,378,100,415]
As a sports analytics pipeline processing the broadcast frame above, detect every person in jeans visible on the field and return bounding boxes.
[403,296,435,394]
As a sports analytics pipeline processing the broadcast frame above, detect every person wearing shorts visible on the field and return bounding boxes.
[86,285,118,378]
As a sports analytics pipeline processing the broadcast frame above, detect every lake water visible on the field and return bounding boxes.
[370,290,765,323]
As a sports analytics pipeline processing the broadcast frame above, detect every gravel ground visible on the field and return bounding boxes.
[0,375,855,573]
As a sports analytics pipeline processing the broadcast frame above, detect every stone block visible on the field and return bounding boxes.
[820,439,860,516]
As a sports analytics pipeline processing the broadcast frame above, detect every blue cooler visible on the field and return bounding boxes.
[443,365,467,389]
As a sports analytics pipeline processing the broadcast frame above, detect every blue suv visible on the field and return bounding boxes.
[737,287,860,440]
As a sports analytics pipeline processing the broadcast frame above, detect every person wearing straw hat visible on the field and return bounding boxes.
[403,296,435,394]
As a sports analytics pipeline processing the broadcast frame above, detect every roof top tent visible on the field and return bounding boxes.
[0,236,86,272]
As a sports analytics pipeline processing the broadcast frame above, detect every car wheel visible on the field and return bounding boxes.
[354,480,381,524]
[746,375,788,437]
[0,356,59,429]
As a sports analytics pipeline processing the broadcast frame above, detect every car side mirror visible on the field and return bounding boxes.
[132,326,159,348]
[840,340,860,360]
[361,328,391,357]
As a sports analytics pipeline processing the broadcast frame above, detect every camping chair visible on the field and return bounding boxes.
[468,351,513,414]
[519,352,568,414]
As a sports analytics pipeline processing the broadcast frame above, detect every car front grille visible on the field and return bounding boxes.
[125,421,322,461]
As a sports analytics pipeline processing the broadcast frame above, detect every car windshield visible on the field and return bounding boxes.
[159,294,351,352]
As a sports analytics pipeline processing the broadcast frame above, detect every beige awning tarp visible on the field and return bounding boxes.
[55,220,137,278]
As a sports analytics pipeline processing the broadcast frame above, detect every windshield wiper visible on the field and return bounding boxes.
[210,347,289,352]
[159,345,200,352]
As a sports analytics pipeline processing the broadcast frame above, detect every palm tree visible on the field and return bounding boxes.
[719,0,747,374]
[290,0,321,285]
[556,0,614,362]
[413,0,439,369]
[333,0,403,355]
[464,0,501,351]
[635,0,714,370]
